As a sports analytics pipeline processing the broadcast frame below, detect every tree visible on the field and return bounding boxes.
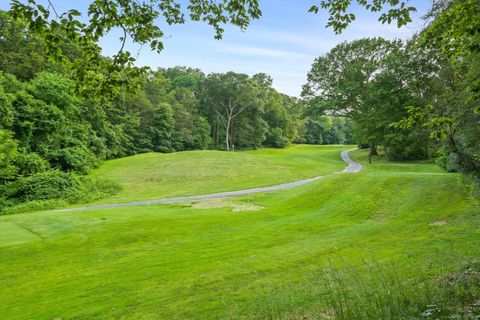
[149,103,175,153]
[201,72,259,151]
[0,11,47,81]
[261,79,294,148]
[7,1,419,99]
[308,0,416,33]
[303,36,439,159]
[302,38,396,155]
[391,0,480,175]
[0,129,18,183]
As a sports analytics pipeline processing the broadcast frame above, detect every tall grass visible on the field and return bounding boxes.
[257,260,480,320]
[321,261,480,320]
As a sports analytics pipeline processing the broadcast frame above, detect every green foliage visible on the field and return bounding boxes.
[14,151,49,176]
[384,131,428,161]
[0,12,47,81]
[436,152,460,173]
[5,170,82,203]
[303,37,438,160]
[8,0,262,99]
[5,1,421,100]
[309,0,416,34]
[192,116,212,150]
[391,51,480,175]
[0,170,121,213]
[66,176,122,205]
[420,0,480,60]
[47,146,100,174]
[0,129,18,182]
[265,127,289,148]
[150,103,175,153]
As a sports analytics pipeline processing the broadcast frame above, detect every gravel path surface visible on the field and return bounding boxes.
[54,148,362,212]
[341,148,363,173]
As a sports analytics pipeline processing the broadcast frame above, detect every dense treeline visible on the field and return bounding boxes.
[0,11,352,212]
[2,0,478,211]
[303,0,480,180]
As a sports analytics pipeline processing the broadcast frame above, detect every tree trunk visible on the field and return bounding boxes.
[369,142,378,156]
[215,118,219,149]
[225,119,231,151]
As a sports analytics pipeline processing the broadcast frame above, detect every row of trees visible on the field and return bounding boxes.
[302,0,479,178]
[302,37,435,160]
[0,10,353,201]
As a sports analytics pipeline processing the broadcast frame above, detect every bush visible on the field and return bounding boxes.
[265,127,289,148]
[6,170,82,202]
[15,151,49,176]
[67,177,122,204]
[0,129,18,182]
[47,146,100,174]
[385,132,428,161]
[436,150,460,172]
[0,170,121,214]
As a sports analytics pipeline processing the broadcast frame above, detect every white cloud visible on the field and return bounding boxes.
[241,30,340,54]
[214,44,314,60]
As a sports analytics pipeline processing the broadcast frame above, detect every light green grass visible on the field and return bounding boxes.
[0,147,479,319]
[89,144,348,204]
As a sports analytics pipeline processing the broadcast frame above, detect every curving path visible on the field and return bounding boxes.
[53,148,362,212]
[341,148,363,173]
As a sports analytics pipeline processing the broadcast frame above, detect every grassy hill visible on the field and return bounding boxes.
[1,146,479,319]
[89,144,348,204]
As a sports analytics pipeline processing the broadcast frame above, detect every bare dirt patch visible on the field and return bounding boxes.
[368,214,387,223]
[429,220,447,226]
[190,198,264,212]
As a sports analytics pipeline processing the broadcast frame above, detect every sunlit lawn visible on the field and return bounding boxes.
[1,147,479,319]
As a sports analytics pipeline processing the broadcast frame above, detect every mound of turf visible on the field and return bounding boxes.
[88,144,348,204]
[0,147,479,319]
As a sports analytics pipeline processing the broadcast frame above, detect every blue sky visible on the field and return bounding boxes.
[3,1,432,96]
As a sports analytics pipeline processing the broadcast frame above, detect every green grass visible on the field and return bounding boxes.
[88,144,348,204]
[1,146,479,319]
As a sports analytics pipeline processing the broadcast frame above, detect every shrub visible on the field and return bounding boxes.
[0,129,18,182]
[6,170,82,202]
[47,146,100,174]
[265,127,289,148]
[66,177,122,204]
[15,151,49,176]
[436,149,460,172]
[0,170,121,214]
[385,132,428,161]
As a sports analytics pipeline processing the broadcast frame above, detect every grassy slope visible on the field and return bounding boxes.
[89,144,348,204]
[1,147,479,319]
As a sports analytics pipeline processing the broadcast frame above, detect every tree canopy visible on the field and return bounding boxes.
[303,0,480,175]
[7,0,421,99]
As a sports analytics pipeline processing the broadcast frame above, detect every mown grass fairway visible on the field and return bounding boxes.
[1,147,479,319]
[89,145,347,204]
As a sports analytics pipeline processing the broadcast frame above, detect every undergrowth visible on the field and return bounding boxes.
[0,170,121,214]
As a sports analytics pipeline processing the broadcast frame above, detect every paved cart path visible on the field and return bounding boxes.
[341,148,363,173]
[54,148,362,212]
